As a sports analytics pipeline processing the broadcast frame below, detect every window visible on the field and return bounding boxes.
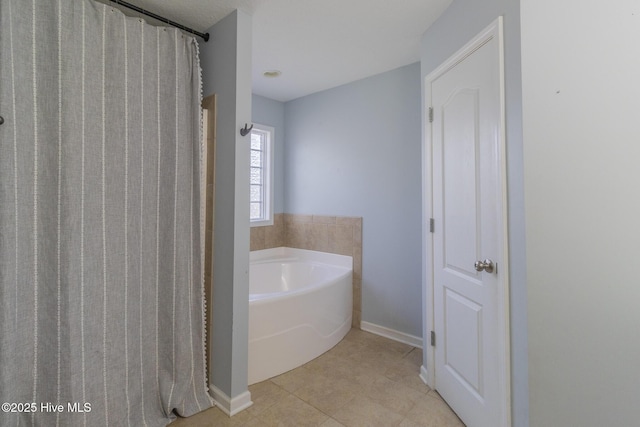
[250,124,274,226]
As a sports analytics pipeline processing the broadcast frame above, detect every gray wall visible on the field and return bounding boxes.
[251,94,285,214]
[199,9,252,401]
[521,1,640,425]
[419,0,528,425]
[283,63,424,337]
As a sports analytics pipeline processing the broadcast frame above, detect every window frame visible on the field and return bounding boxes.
[249,123,275,227]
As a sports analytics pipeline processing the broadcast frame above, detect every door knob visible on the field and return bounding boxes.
[474,259,494,273]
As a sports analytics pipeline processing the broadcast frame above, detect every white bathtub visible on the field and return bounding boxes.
[248,247,353,385]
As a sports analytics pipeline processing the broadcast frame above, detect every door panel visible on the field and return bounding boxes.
[443,89,480,278]
[444,288,482,396]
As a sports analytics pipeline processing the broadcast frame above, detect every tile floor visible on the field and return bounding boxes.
[170,329,465,427]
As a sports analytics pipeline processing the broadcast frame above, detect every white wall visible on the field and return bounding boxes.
[199,9,252,403]
[521,1,640,425]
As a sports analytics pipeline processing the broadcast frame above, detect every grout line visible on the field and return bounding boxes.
[402,347,418,358]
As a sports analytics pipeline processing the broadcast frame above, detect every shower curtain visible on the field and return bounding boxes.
[0,0,213,425]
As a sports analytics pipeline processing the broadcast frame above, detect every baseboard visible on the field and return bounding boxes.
[210,385,252,416]
[360,321,423,348]
[419,365,430,386]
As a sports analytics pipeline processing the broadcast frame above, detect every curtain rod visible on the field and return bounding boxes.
[109,0,210,42]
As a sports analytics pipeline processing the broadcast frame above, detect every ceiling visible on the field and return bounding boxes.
[105,0,453,102]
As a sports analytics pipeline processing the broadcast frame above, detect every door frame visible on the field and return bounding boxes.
[202,94,217,385]
[421,16,511,424]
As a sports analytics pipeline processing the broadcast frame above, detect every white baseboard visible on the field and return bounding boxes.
[360,321,423,349]
[419,365,430,386]
[210,385,252,416]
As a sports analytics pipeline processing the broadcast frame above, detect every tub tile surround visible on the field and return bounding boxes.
[170,329,463,427]
[250,213,285,251]
[251,213,363,328]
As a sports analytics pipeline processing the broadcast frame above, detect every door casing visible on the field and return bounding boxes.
[421,16,511,426]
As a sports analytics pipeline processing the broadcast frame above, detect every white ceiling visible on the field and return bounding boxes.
[105,0,453,102]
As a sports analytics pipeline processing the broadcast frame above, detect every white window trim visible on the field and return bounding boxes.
[250,123,274,227]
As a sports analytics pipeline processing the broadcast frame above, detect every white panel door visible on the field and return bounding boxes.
[427,18,509,427]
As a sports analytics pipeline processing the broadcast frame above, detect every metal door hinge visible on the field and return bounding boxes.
[429,107,434,123]
[430,331,436,347]
[429,218,434,233]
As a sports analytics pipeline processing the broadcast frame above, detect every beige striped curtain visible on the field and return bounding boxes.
[0,0,213,425]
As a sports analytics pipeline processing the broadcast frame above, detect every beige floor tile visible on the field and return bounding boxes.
[270,365,321,393]
[327,335,367,359]
[342,331,399,356]
[172,330,460,427]
[257,394,329,427]
[246,381,290,418]
[341,337,413,373]
[427,390,444,402]
[367,337,414,358]
[348,329,413,354]
[399,418,427,427]
[404,348,423,368]
[303,352,380,388]
[292,375,359,415]
[303,351,345,373]
[340,328,374,345]
[384,357,431,395]
[320,418,347,427]
[365,374,429,416]
[332,395,404,427]
[403,394,465,427]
